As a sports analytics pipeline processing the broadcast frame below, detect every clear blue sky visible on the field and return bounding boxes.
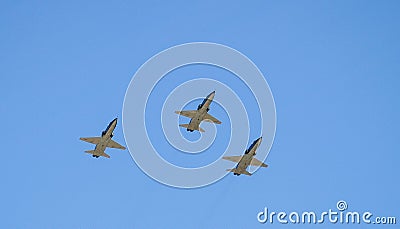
[1,1,399,228]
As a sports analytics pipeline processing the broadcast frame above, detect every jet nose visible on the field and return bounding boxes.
[208,91,216,99]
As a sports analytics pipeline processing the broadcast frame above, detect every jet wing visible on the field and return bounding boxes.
[222,156,242,163]
[175,110,198,118]
[80,137,101,145]
[250,158,268,167]
[203,113,222,124]
[107,139,126,150]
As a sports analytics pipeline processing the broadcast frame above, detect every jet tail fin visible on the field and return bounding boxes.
[226,168,252,176]
[179,124,205,132]
[85,150,110,158]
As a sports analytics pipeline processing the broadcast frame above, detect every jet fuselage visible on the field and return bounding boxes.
[93,118,117,157]
[234,137,262,175]
[187,91,215,132]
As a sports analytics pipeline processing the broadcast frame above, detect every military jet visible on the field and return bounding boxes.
[80,118,126,158]
[175,91,221,132]
[223,137,268,176]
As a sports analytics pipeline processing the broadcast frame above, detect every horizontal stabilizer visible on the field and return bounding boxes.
[179,124,190,129]
[226,168,252,176]
[179,124,205,132]
[85,150,110,158]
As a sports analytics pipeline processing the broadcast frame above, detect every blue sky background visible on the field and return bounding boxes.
[1,1,399,228]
